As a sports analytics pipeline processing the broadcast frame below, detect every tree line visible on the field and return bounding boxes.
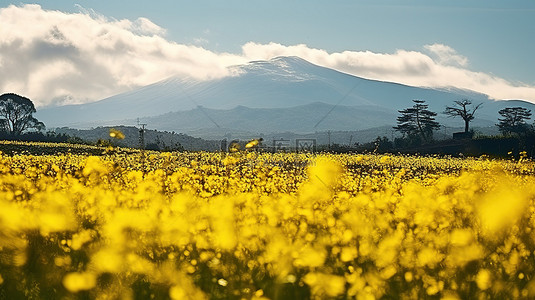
[393,99,533,145]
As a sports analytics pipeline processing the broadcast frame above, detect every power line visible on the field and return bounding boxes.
[314,81,361,129]
[175,82,221,128]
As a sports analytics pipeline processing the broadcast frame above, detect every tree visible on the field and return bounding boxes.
[393,99,440,142]
[444,99,482,133]
[497,107,532,135]
[0,93,45,135]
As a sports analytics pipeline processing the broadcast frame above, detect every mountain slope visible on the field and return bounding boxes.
[138,102,399,132]
[36,56,535,135]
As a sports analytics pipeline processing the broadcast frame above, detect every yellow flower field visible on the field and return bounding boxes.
[1,144,535,299]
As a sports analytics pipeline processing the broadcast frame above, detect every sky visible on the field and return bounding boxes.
[1,0,535,107]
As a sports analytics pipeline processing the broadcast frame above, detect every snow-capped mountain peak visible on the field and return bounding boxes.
[35,56,534,135]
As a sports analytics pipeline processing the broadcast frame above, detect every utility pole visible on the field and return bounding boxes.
[137,119,147,149]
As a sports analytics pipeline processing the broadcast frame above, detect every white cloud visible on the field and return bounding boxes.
[131,17,167,36]
[0,4,246,106]
[193,37,210,45]
[424,44,468,67]
[1,4,535,107]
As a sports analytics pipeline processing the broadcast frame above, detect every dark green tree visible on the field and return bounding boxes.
[0,93,45,135]
[497,107,532,135]
[444,99,482,133]
[394,99,440,142]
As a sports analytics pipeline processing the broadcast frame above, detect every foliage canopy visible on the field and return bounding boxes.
[393,99,440,142]
[497,106,532,135]
[0,93,45,135]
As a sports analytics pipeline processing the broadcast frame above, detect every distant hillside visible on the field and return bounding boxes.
[54,126,219,151]
[136,102,399,134]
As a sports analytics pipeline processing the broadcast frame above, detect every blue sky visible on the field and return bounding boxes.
[1,0,534,105]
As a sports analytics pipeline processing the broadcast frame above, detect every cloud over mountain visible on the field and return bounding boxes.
[241,42,535,102]
[1,4,535,107]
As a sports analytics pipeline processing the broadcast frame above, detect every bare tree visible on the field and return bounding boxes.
[443,99,482,133]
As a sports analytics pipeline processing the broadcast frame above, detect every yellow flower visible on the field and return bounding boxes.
[304,272,346,297]
[63,272,96,292]
[109,128,125,139]
[475,269,492,290]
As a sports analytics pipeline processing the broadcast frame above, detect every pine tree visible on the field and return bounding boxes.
[497,107,532,135]
[394,100,440,142]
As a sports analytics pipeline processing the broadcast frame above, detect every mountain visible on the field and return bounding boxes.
[36,56,535,140]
